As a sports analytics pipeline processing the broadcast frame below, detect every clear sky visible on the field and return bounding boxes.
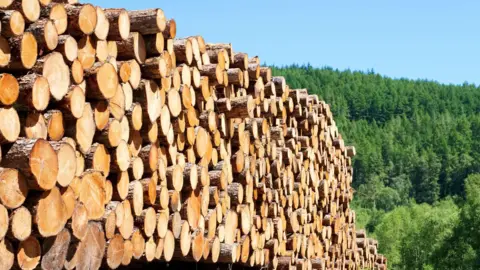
[90,0,480,85]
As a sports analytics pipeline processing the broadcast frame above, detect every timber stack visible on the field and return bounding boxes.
[0,0,386,269]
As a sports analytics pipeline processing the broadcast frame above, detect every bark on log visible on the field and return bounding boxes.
[41,228,71,270]
[0,10,25,37]
[104,8,130,41]
[43,3,68,35]
[15,73,50,112]
[9,0,40,23]
[85,62,119,100]
[4,33,37,70]
[143,33,164,57]
[55,35,77,62]
[128,9,166,35]
[25,18,58,52]
[116,32,146,64]
[1,138,58,190]
[64,3,97,36]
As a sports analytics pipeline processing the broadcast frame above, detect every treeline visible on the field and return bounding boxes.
[272,65,480,269]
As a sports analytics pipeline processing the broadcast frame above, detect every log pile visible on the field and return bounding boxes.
[0,0,387,270]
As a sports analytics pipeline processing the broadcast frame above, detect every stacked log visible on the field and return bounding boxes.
[0,1,386,270]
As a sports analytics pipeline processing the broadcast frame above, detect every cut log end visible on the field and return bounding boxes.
[56,143,76,187]
[29,139,59,190]
[79,171,106,220]
[107,234,124,269]
[5,10,25,37]
[0,168,28,209]
[65,85,85,118]
[0,204,7,240]
[118,12,131,40]
[0,107,20,143]
[46,110,64,141]
[0,73,19,106]
[76,222,106,270]
[166,19,176,39]
[75,103,95,154]
[50,4,68,35]
[71,202,88,240]
[0,0,12,8]
[77,35,95,69]
[17,236,41,270]
[20,33,38,69]
[94,7,110,40]
[71,59,84,84]
[94,62,119,99]
[8,207,31,241]
[44,19,59,51]
[20,0,41,23]
[42,52,70,101]
[115,140,130,171]
[40,228,71,270]
[36,187,67,237]
[58,35,78,62]
[78,4,98,35]
[0,37,11,67]
[30,75,50,111]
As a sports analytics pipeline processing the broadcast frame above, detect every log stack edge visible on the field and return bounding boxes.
[0,0,387,269]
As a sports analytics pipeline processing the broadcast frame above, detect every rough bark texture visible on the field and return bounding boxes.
[104,8,130,41]
[65,4,97,36]
[0,10,25,37]
[41,228,71,270]
[128,9,165,35]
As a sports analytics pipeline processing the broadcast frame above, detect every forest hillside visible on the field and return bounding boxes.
[272,65,480,269]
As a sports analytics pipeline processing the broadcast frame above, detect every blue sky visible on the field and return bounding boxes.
[90,0,480,85]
